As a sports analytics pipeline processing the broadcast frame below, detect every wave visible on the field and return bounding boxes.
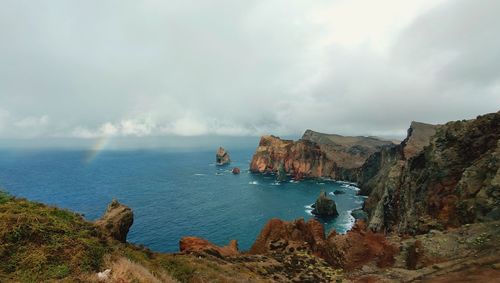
[248,181,258,185]
[194,173,206,176]
[304,204,314,215]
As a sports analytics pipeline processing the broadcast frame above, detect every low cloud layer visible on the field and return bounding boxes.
[0,0,498,140]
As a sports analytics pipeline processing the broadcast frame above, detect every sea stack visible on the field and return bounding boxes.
[312,191,338,217]
[216,147,231,165]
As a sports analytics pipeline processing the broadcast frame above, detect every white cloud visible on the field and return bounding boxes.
[0,0,498,141]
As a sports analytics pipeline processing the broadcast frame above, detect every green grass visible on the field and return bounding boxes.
[0,194,110,281]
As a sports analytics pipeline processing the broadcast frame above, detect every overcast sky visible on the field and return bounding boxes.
[0,0,499,141]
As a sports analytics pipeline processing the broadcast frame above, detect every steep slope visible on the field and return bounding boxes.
[361,112,500,234]
[249,131,393,180]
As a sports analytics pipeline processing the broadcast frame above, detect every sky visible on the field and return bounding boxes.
[0,0,499,144]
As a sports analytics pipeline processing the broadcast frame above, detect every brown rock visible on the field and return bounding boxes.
[95,199,134,243]
[216,147,231,165]
[179,237,239,257]
[231,167,241,174]
[324,220,397,270]
[249,218,326,258]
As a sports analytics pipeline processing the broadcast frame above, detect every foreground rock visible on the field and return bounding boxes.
[179,237,239,257]
[216,147,231,165]
[95,199,134,242]
[249,218,397,270]
[311,191,338,217]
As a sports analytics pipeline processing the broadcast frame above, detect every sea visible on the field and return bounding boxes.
[0,146,366,252]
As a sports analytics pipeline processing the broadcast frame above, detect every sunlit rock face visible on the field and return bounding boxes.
[95,199,134,243]
[216,147,231,165]
[249,132,393,180]
[249,135,332,179]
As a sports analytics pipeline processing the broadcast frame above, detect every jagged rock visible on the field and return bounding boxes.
[216,147,231,165]
[179,237,239,257]
[249,218,326,256]
[360,111,500,234]
[95,199,133,243]
[276,162,287,182]
[311,191,338,217]
[232,167,240,174]
[249,132,393,180]
[323,220,397,270]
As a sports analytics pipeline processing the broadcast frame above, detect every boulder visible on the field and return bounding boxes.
[311,191,338,217]
[231,167,241,174]
[179,237,239,257]
[95,199,134,243]
[216,147,231,165]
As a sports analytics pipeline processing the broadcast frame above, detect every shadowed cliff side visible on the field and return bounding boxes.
[360,112,500,234]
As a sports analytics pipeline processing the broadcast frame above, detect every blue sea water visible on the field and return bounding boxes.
[0,147,365,252]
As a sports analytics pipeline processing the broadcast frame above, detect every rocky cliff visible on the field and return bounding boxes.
[360,112,499,234]
[249,132,393,180]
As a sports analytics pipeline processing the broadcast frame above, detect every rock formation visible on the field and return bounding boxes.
[179,237,239,257]
[216,147,230,165]
[249,132,393,180]
[311,191,338,217]
[231,167,240,174]
[249,218,327,256]
[360,112,500,234]
[95,199,134,243]
[249,218,396,270]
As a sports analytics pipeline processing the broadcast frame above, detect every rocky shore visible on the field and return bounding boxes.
[1,111,498,282]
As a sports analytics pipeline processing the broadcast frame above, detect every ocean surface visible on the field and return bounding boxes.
[0,147,366,252]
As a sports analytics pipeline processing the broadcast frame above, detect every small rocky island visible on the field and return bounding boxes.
[215,147,231,165]
[311,191,338,217]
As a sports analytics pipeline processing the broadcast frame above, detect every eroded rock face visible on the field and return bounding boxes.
[179,237,239,257]
[249,135,330,179]
[324,220,397,270]
[216,147,231,165]
[250,133,393,180]
[361,112,500,234]
[95,199,133,242]
[249,218,326,256]
[249,218,396,270]
[311,191,338,217]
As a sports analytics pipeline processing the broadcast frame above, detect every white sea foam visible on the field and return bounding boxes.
[328,192,335,196]
[249,181,258,185]
[270,181,281,186]
[194,173,206,176]
[304,204,314,215]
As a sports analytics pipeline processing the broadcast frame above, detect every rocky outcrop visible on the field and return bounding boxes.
[179,237,239,257]
[249,135,331,179]
[361,112,500,234]
[324,220,397,270]
[302,129,394,170]
[311,191,338,217]
[249,133,393,180]
[249,218,327,256]
[216,147,230,165]
[231,167,240,174]
[249,218,396,270]
[95,199,134,243]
